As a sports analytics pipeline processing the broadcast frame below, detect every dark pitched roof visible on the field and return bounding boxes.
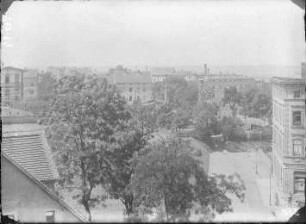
[2,130,59,182]
[1,152,86,222]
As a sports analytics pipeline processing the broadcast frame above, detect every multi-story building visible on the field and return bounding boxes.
[108,67,153,104]
[198,72,256,104]
[1,67,25,106]
[23,69,39,100]
[271,77,306,205]
[1,67,40,105]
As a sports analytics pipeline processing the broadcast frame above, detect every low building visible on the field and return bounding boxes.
[2,122,60,190]
[1,151,85,223]
[271,77,306,206]
[1,107,85,222]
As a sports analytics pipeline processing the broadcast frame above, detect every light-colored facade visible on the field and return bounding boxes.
[271,77,306,205]
[109,72,153,104]
[1,67,24,106]
[198,73,256,104]
[1,67,40,105]
[1,153,85,223]
[23,69,39,100]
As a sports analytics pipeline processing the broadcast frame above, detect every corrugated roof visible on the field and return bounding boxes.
[111,73,152,84]
[2,133,59,181]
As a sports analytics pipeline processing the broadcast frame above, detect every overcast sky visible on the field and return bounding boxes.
[1,0,305,68]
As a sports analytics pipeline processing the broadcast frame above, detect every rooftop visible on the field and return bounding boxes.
[2,152,86,222]
[2,126,59,182]
[111,73,152,84]
[270,77,306,85]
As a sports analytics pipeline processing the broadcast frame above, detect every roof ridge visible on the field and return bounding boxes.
[1,151,86,223]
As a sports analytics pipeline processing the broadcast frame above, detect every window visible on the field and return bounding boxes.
[293,139,303,157]
[129,96,132,102]
[46,210,55,223]
[31,83,34,87]
[294,172,305,193]
[129,87,133,92]
[5,76,10,83]
[29,89,34,95]
[294,90,301,98]
[292,111,302,125]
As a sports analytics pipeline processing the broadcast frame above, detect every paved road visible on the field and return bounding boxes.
[209,151,276,222]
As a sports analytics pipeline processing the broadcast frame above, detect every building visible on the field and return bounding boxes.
[2,121,60,191]
[1,107,85,222]
[1,151,85,222]
[271,77,306,205]
[255,79,272,96]
[198,72,256,104]
[23,69,39,100]
[1,67,40,105]
[108,66,153,104]
[1,66,25,106]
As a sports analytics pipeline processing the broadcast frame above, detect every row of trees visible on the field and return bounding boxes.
[223,86,272,120]
[42,74,246,222]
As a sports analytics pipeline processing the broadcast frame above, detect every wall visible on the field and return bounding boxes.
[1,157,83,223]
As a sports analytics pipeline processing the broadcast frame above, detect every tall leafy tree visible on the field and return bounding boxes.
[127,137,245,222]
[44,75,145,221]
[193,102,220,147]
[240,88,272,119]
[222,87,243,117]
[37,72,57,101]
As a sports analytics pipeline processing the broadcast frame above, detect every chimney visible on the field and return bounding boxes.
[301,62,306,80]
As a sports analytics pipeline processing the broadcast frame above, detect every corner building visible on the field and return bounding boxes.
[271,77,306,205]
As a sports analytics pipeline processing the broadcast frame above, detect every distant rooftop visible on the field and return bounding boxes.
[271,77,306,85]
[111,73,152,84]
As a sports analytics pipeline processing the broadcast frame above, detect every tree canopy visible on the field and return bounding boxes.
[127,137,245,222]
[222,87,243,117]
[44,75,146,221]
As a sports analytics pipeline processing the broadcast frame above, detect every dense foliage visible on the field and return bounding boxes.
[44,75,146,221]
[127,137,245,222]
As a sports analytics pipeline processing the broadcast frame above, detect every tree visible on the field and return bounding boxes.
[220,116,246,141]
[240,89,272,119]
[127,137,245,222]
[222,87,243,117]
[37,72,57,101]
[193,102,220,147]
[44,75,146,221]
[128,101,162,136]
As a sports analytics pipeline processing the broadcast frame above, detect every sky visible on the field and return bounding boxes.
[1,0,305,68]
